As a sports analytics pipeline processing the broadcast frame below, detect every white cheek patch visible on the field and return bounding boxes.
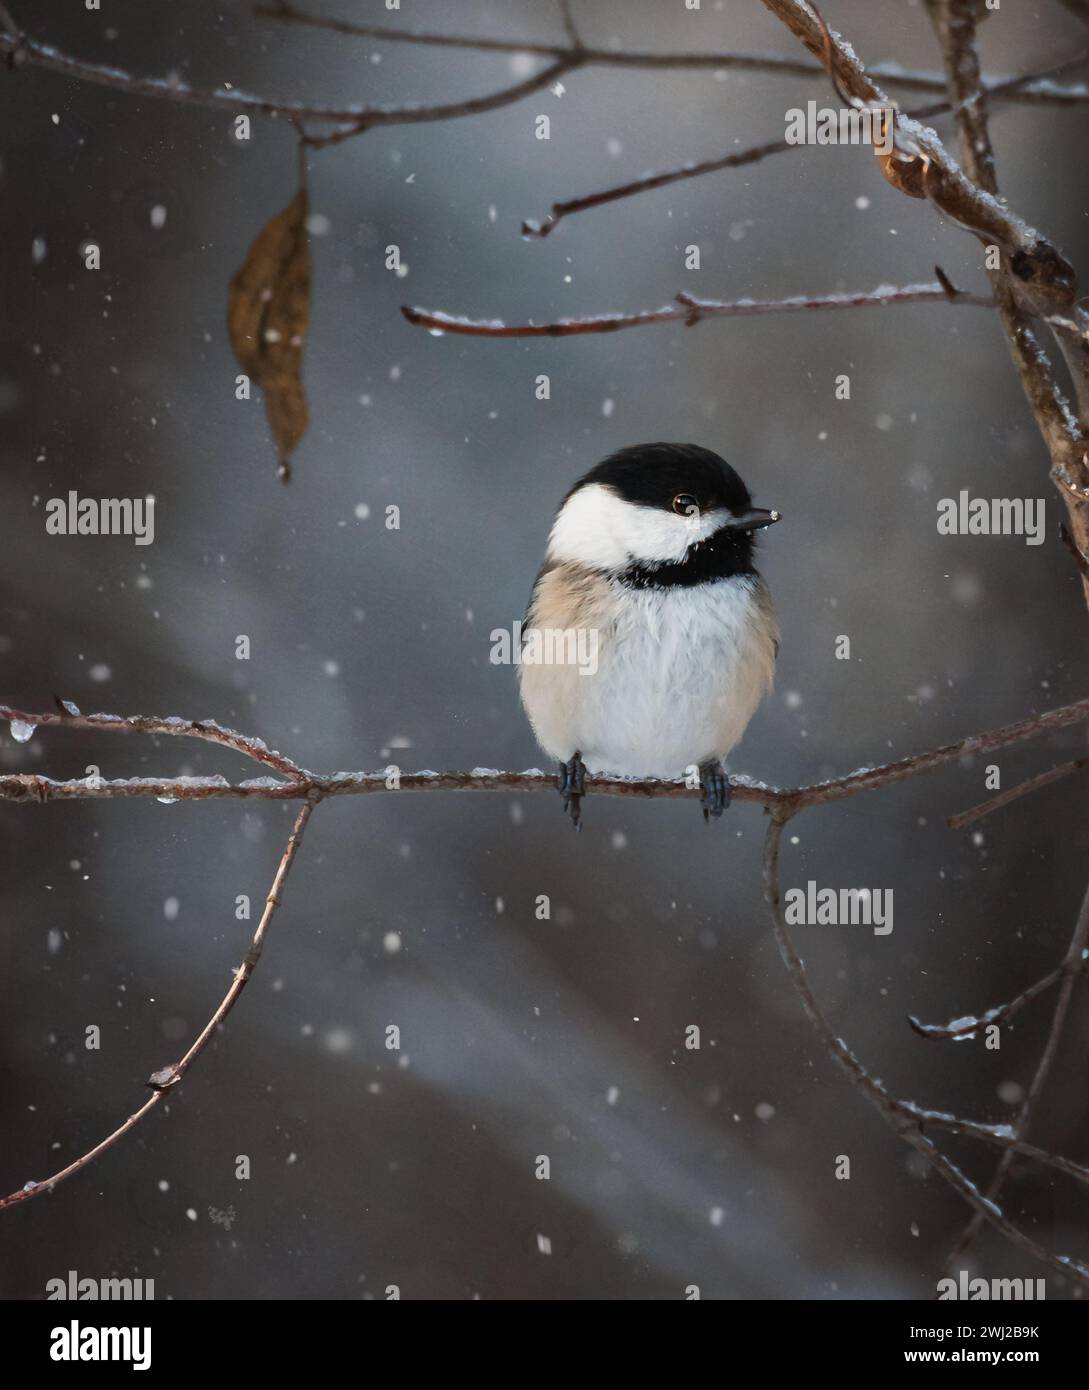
[547,483,731,570]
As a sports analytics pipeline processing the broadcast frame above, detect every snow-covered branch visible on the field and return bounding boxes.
[2,696,1087,811]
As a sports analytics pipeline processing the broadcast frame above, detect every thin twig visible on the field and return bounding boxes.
[522,136,793,238]
[0,794,320,1210]
[0,1,20,42]
[556,0,581,51]
[300,56,578,149]
[0,703,308,781]
[949,757,1089,829]
[402,282,994,339]
[907,963,1068,1038]
[0,26,578,135]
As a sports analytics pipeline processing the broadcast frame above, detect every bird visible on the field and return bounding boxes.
[518,443,781,827]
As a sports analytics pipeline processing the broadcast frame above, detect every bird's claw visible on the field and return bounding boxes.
[699,760,731,822]
[557,752,587,830]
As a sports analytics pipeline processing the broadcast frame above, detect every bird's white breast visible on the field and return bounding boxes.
[519,567,777,778]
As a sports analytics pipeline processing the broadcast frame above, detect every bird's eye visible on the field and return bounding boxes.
[672,494,699,517]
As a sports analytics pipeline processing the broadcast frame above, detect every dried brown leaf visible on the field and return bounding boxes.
[878,148,928,199]
[228,187,311,481]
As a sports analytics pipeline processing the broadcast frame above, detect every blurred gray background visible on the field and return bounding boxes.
[2,0,1088,1300]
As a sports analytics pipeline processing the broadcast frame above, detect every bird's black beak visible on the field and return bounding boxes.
[727,507,782,532]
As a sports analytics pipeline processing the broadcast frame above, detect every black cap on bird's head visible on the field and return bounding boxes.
[567,442,781,532]
[549,443,780,586]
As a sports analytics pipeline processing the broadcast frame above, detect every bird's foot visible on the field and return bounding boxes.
[557,751,588,830]
[699,759,731,822]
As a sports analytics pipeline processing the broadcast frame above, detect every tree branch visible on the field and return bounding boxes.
[401,282,993,339]
[0,21,579,137]
[2,695,1087,810]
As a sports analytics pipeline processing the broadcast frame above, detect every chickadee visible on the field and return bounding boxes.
[519,443,780,826]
